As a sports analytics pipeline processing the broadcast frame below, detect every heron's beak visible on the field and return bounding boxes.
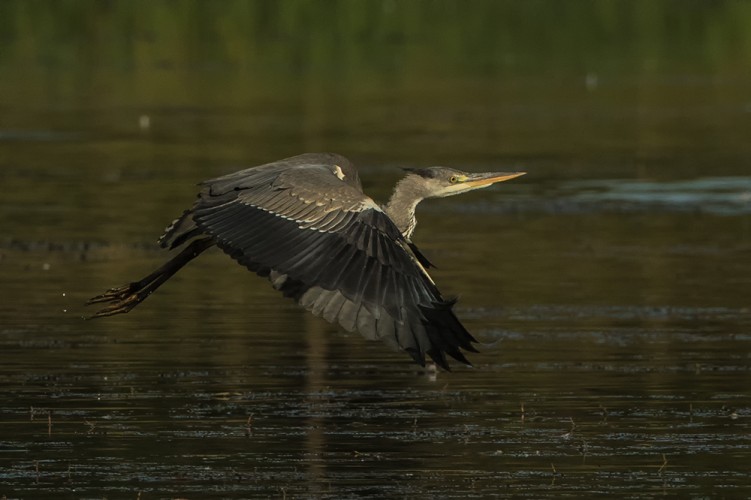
[464,171,526,188]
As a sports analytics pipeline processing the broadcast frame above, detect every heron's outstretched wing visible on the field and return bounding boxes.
[188,153,477,369]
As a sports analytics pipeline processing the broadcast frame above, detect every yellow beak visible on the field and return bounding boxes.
[464,171,526,188]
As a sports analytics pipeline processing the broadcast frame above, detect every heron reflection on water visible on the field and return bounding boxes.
[88,153,525,369]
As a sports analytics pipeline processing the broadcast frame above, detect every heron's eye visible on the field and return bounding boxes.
[449,176,458,184]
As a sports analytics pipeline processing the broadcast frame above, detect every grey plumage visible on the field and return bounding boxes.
[88,152,524,370]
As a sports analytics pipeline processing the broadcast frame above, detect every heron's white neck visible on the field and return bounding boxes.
[383,174,428,239]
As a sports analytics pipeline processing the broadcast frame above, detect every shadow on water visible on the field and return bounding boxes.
[1,1,751,498]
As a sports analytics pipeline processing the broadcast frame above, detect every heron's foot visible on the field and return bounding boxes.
[86,291,148,319]
[86,283,139,305]
[86,282,151,319]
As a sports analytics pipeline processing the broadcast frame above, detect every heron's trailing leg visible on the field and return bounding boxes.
[87,237,214,318]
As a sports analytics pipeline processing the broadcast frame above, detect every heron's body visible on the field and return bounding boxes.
[88,153,524,370]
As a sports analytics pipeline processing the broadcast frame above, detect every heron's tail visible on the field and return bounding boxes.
[86,237,214,318]
[158,209,201,249]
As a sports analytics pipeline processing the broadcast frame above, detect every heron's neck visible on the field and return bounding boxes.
[383,174,427,239]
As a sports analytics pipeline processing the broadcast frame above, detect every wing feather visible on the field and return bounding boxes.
[322,290,347,323]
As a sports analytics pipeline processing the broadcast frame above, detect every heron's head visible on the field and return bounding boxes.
[404,167,525,199]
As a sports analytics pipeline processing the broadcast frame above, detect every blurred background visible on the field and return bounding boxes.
[1,1,750,497]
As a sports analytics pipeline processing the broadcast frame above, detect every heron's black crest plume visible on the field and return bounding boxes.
[401,167,441,179]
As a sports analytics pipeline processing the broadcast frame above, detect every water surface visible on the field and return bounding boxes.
[1,2,750,498]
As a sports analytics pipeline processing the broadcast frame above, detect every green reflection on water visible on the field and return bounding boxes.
[2,0,751,172]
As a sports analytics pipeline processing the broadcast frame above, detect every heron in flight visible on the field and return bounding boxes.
[88,153,524,370]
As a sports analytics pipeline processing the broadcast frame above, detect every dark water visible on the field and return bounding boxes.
[1,2,751,498]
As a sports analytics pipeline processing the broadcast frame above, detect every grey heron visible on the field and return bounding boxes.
[88,153,525,370]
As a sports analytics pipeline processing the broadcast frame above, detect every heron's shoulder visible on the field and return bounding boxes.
[200,152,359,195]
[278,153,361,191]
